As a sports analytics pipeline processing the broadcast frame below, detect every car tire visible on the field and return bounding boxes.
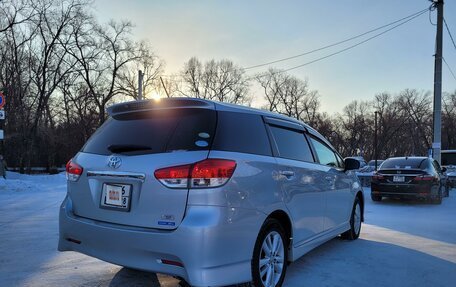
[251,218,288,287]
[341,197,362,240]
[371,194,382,202]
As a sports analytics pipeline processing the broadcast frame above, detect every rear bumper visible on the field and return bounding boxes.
[371,183,436,199]
[58,195,265,287]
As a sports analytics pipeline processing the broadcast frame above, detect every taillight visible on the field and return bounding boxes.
[414,175,436,182]
[372,173,384,181]
[154,164,191,188]
[154,159,237,189]
[66,159,83,182]
[191,159,237,188]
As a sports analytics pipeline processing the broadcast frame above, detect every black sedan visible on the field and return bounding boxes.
[371,156,449,204]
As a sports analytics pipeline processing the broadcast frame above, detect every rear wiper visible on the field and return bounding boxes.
[108,144,152,154]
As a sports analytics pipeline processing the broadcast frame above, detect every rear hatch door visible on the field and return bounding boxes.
[68,104,216,229]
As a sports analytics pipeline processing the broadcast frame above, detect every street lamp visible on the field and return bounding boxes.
[374,111,380,171]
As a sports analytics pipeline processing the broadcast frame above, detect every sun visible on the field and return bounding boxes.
[147,91,162,101]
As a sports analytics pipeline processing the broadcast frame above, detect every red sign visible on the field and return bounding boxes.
[0,92,4,108]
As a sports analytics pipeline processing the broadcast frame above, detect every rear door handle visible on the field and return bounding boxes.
[279,171,295,179]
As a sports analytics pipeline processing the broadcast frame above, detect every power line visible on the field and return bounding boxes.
[161,6,430,82]
[243,6,431,70]
[248,8,428,80]
[443,57,456,83]
[443,18,456,83]
[443,18,456,52]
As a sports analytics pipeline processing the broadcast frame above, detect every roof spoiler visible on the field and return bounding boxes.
[107,98,214,116]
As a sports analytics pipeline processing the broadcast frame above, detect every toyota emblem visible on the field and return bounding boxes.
[107,156,122,169]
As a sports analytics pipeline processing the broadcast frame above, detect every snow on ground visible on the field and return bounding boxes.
[0,172,455,287]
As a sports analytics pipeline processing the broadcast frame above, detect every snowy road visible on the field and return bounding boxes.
[0,172,455,287]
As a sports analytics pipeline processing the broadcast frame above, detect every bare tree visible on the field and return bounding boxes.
[157,74,181,98]
[116,41,164,100]
[0,0,167,170]
[397,89,432,155]
[256,68,286,112]
[371,92,404,158]
[0,0,88,170]
[442,91,456,149]
[335,100,372,157]
[28,0,86,135]
[0,12,36,171]
[0,0,34,33]
[181,57,250,104]
[67,19,142,124]
[58,72,98,139]
[18,0,91,170]
[256,68,320,124]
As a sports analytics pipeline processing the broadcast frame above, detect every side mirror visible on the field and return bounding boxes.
[442,167,447,173]
[345,158,360,171]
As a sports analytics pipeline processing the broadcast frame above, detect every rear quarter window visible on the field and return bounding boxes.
[212,111,272,156]
[269,125,314,162]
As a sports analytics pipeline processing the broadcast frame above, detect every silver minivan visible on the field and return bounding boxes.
[59,98,364,287]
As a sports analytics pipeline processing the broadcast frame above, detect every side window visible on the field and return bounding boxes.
[309,137,340,168]
[269,125,314,162]
[212,111,272,156]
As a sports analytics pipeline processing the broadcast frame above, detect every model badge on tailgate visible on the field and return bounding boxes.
[161,214,175,220]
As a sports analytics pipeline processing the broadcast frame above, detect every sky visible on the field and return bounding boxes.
[93,0,456,114]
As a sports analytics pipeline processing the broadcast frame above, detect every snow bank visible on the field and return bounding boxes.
[0,171,66,193]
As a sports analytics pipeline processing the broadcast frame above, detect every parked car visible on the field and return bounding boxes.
[58,98,364,287]
[358,159,385,173]
[356,160,385,187]
[344,156,367,169]
[371,156,449,204]
[441,150,456,188]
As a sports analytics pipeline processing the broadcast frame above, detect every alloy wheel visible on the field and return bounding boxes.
[259,231,285,287]
[354,202,361,235]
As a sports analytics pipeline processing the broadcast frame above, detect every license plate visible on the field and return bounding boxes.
[393,176,405,182]
[100,183,131,211]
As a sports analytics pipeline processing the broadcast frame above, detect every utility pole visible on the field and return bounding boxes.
[432,0,444,164]
[374,111,379,171]
[138,70,144,100]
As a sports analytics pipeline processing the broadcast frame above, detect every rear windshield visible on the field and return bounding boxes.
[380,158,428,170]
[82,108,216,156]
[442,153,456,166]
